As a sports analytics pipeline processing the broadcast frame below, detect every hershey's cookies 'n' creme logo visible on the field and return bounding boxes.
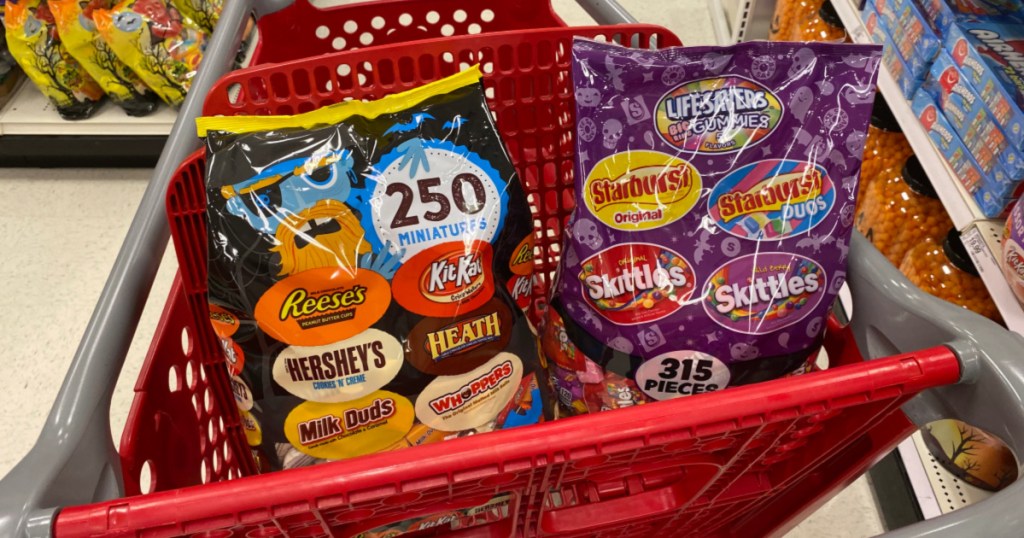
[393,240,495,317]
[584,150,702,231]
[427,360,515,414]
[578,243,695,325]
[703,252,826,335]
[254,268,391,346]
[427,312,502,362]
[655,76,783,154]
[708,159,835,240]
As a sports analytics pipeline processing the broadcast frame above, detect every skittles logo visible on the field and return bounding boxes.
[655,76,783,154]
[708,159,835,240]
[584,150,702,231]
[579,243,696,325]
[703,252,826,334]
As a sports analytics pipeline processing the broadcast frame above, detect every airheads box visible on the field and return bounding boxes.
[865,2,924,97]
[873,0,941,80]
[944,19,1024,152]
[923,50,1024,182]
[912,88,1018,214]
[918,0,1024,36]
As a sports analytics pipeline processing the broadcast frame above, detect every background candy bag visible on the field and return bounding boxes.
[93,0,203,106]
[548,39,882,415]
[170,0,217,33]
[50,0,158,116]
[198,68,550,471]
[3,0,103,119]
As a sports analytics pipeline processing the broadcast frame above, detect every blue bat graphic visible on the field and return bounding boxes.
[442,116,467,130]
[383,113,434,136]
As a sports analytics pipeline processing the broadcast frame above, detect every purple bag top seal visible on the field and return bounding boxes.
[545,39,882,414]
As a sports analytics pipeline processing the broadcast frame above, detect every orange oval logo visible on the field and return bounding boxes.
[509,234,535,276]
[254,268,391,346]
[209,303,240,338]
[393,241,495,317]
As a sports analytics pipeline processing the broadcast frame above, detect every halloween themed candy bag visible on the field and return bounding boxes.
[197,67,549,471]
[170,0,218,33]
[548,39,882,415]
[50,0,158,116]
[93,0,204,106]
[3,0,103,119]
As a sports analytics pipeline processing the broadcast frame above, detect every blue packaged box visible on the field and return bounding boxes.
[873,0,942,80]
[944,19,1024,152]
[922,50,1024,183]
[917,0,1024,36]
[911,89,1018,216]
[865,4,924,97]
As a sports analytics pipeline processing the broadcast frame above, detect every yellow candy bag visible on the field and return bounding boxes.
[50,0,158,116]
[93,0,203,107]
[170,0,218,33]
[3,0,104,119]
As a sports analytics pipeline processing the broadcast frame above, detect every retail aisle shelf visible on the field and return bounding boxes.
[0,80,176,137]
[831,0,983,230]
[963,221,1024,333]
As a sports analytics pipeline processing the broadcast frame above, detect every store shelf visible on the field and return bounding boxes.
[0,80,176,137]
[962,221,1024,332]
[831,0,985,230]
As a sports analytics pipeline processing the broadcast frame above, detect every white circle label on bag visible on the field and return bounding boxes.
[635,350,730,400]
[273,329,404,403]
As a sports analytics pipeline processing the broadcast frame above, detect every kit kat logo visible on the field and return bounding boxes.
[393,241,496,317]
[578,243,695,325]
[255,268,391,346]
[426,312,502,362]
[584,151,701,231]
[708,159,834,240]
[655,76,783,154]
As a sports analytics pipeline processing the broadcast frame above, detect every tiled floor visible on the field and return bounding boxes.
[0,0,889,535]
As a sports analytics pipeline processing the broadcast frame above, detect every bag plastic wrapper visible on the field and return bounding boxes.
[50,0,158,116]
[93,0,203,107]
[3,0,103,119]
[170,0,217,33]
[196,67,550,471]
[546,39,882,415]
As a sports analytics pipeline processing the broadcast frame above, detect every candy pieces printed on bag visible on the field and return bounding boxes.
[197,67,550,471]
[548,39,882,415]
[50,0,158,115]
[93,0,204,107]
[170,0,218,33]
[3,0,104,119]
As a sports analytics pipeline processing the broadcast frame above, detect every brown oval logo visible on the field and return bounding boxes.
[406,298,513,376]
[254,268,391,346]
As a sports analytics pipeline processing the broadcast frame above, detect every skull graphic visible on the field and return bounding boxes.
[579,117,598,142]
[602,118,623,150]
[573,218,604,250]
[788,48,816,78]
[751,55,776,79]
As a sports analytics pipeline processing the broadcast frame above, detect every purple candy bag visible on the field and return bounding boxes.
[546,39,882,414]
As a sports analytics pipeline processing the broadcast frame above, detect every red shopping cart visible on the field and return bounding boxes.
[4,0,1024,537]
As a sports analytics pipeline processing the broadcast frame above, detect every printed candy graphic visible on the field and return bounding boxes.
[703,252,826,334]
[579,243,696,325]
[584,150,702,231]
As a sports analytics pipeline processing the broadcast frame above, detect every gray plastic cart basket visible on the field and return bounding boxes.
[2,0,1024,536]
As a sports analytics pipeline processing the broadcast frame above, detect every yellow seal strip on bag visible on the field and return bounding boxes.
[196,66,483,137]
[92,0,205,107]
[49,0,158,116]
[3,0,104,119]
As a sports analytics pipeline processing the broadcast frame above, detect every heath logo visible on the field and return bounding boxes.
[427,360,515,414]
[584,151,702,231]
[427,312,502,362]
[579,243,695,325]
[708,159,834,240]
[656,76,783,154]
[255,268,391,346]
[393,241,496,317]
[703,253,826,334]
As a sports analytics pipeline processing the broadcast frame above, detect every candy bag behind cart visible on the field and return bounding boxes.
[93,0,204,107]
[196,67,551,471]
[170,0,217,33]
[50,0,158,116]
[3,0,103,119]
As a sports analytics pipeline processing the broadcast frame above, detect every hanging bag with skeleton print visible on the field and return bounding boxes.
[545,39,882,416]
[197,67,550,472]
